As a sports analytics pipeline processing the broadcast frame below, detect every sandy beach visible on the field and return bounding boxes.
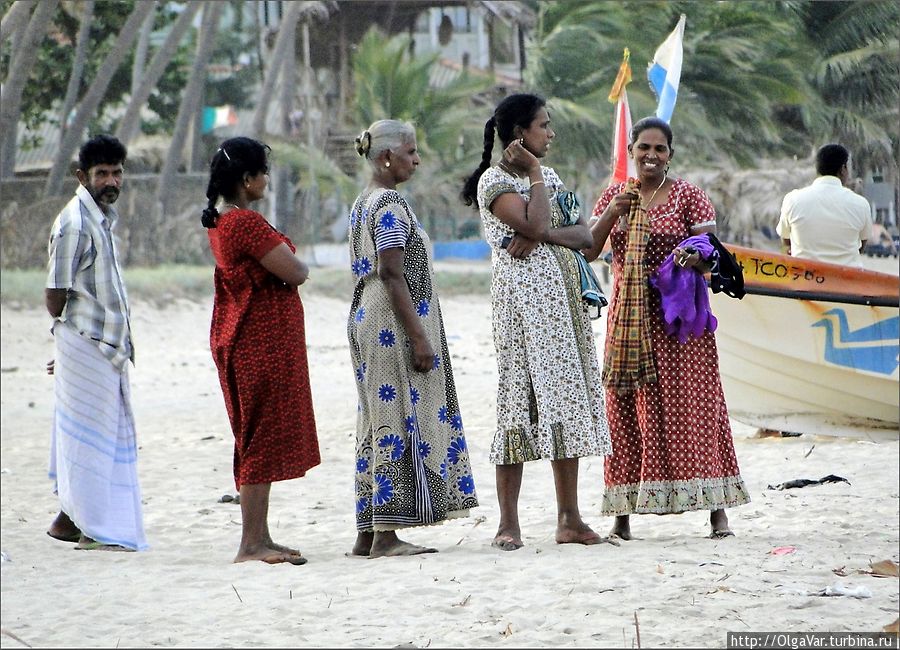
[1,262,898,648]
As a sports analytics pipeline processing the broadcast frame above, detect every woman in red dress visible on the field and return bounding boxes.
[585,118,749,540]
[201,137,320,565]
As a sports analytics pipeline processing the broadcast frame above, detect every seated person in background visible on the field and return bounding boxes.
[776,143,872,268]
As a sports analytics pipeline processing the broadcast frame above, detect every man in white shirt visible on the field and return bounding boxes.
[776,144,872,268]
[45,134,147,551]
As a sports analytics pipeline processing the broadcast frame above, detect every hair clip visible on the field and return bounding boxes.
[218,147,231,161]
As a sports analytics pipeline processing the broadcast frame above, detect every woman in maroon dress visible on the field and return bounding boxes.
[201,137,320,565]
[585,118,749,540]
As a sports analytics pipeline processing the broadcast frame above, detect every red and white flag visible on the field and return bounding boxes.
[608,49,636,186]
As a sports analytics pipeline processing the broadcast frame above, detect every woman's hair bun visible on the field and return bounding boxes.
[354,130,372,157]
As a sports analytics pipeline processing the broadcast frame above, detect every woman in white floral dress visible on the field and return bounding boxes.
[461,94,611,551]
[348,120,478,558]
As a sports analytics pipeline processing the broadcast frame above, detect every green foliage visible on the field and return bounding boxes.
[351,27,495,237]
[1,1,262,147]
[526,0,898,177]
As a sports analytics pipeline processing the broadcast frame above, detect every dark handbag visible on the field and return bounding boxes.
[706,232,745,299]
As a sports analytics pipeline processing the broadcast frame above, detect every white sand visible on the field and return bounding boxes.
[1,281,898,648]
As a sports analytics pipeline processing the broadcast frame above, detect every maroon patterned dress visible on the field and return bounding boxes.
[592,178,750,515]
[208,209,320,489]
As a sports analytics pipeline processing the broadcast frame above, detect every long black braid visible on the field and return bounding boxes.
[201,136,271,228]
[460,93,546,207]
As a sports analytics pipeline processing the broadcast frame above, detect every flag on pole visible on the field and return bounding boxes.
[647,14,686,123]
[201,105,239,134]
[609,49,636,185]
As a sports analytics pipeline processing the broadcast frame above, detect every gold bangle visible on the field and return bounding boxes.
[530,179,544,188]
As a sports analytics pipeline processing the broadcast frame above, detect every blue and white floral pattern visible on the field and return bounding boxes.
[348,187,478,532]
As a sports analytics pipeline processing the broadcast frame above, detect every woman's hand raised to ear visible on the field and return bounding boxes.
[503,139,540,174]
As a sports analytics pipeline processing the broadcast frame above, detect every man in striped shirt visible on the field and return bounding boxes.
[45,135,148,551]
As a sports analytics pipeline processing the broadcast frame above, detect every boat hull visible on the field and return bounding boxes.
[711,246,899,440]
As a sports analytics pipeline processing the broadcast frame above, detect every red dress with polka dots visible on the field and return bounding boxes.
[592,179,750,515]
[208,209,320,490]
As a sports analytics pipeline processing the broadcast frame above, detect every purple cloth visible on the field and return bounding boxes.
[650,235,718,343]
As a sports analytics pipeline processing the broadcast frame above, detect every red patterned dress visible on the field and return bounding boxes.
[592,178,750,515]
[208,209,320,489]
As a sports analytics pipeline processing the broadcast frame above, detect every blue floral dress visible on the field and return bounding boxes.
[347,187,478,532]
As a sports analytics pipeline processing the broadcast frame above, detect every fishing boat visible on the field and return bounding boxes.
[710,245,899,440]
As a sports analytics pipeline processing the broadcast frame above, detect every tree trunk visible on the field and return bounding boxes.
[271,5,298,231]
[130,1,156,97]
[44,1,155,194]
[59,0,94,141]
[250,0,303,138]
[115,1,202,146]
[0,0,60,178]
[152,0,221,263]
[0,0,36,45]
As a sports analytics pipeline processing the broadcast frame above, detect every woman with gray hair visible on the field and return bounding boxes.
[346,119,478,558]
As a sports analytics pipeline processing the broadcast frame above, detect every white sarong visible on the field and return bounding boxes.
[49,323,148,550]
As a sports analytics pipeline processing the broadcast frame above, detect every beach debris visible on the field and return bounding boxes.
[767,474,850,490]
[656,564,665,574]
[867,559,899,578]
[218,494,240,504]
[815,582,872,598]
[770,546,797,556]
[633,611,642,649]
[883,618,899,634]
[200,435,215,441]
[803,444,815,458]
[452,594,471,607]
[0,628,32,648]
[832,566,849,577]
[501,623,513,637]
[231,584,243,603]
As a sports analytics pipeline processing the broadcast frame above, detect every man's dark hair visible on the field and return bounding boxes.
[815,143,849,177]
[78,134,127,171]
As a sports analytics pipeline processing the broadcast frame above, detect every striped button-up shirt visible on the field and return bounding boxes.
[47,184,133,370]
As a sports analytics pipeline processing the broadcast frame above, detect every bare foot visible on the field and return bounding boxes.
[234,547,307,565]
[369,540,438,558]
[708,509,734,539]
[75,536,132,552]
[609,515,632,541]
[491,534,524,551]
[556,520,603,545]
[265,536,302,557]
[47,511,81,543]
[347,532,374,557]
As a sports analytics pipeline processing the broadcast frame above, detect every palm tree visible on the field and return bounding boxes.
[58,0,94,141]
[349,27,496,237]
[526,0,812,186]
[150,0,221,264]
[0,0,37,46]
[795,1,899,176]
[0,0,60,178]
[115,1,203,145]
[44,0,156,194]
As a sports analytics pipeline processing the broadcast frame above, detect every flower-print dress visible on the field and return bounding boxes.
[592,178,750,515]
[348,187,478,532]
[477,166,611,465]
